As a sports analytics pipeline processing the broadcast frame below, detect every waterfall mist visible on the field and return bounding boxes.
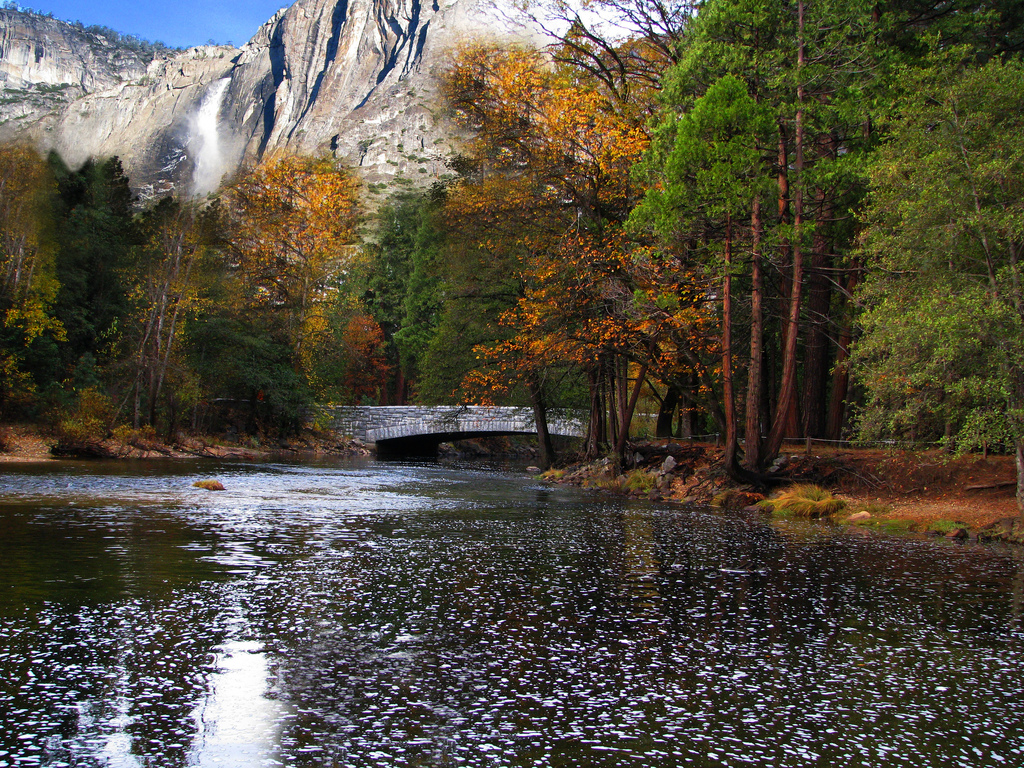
[190,78,231,197]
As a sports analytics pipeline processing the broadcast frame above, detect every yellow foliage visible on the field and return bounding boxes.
[443,44,712,409]
[224,153,360,357]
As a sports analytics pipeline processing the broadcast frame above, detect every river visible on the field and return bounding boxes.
[0,458,1021,767]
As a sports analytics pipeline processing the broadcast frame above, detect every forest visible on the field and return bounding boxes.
[0,0,1022,502]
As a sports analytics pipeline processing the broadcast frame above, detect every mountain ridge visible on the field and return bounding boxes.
[0,0,539,199]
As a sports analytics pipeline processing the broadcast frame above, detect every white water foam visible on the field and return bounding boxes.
[190,78,231,197]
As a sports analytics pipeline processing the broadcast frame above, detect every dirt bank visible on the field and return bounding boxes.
[0,423,371,463]
[546,440,1023,545]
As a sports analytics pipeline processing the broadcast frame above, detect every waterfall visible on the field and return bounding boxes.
[190,78,231,197]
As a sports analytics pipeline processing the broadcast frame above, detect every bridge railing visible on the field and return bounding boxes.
[315,405,586,443]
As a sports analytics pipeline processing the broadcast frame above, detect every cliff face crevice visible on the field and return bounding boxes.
[303,0,349,114]
[0,1,540,197]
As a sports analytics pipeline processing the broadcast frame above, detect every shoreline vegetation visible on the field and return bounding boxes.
[543,440,1024,547]
[3,423,1021,546]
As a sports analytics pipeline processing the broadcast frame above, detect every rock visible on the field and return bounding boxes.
[847,511,872,522]
[661,455,678,474]
[1,1,543,198]
[193,479,226,491]
[525,465,541,473]
[0,10,151,131]
[978,517,1024,545]
[945,527,969,540]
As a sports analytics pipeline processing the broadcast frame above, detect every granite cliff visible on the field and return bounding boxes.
[0,1,538,199]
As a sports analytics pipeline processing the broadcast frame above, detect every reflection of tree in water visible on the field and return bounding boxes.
[2,588,229,764]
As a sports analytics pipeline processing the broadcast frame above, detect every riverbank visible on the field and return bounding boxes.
[545,439,1024,545]
[3,423,1021,544]
[0,423,371,463]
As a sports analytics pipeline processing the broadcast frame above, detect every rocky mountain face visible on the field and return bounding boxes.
[0,11,152,141]
[0,1,538,200]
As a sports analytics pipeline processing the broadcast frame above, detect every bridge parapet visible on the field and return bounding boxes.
[321,405,586,444]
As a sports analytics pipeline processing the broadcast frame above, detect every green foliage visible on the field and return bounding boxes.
[631,72,774,243]
[48,154,136,375]
[185,312,313,434]
[358,191,446,399]
[855,55,1024,463]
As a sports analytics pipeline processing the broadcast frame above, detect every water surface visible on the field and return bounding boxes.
[0,459,1021,767]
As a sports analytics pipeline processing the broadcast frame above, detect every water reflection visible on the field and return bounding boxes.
[0,459,1021,766]
[189,640,285,767]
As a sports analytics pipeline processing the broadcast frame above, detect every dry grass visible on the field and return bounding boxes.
[764,483,847,519]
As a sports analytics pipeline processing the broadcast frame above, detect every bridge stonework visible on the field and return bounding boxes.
[321,406,586,445]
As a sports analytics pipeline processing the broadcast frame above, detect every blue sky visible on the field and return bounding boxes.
[20,1,290,48]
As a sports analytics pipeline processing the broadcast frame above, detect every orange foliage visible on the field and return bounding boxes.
[338,312,391,404]
[444,45,648,227]
[443,44,710,407]
[224,153,359,361]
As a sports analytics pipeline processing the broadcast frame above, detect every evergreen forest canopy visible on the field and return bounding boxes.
[1,0,1023,510]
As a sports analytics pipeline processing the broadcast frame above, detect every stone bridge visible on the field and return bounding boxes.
[322,405,586,456]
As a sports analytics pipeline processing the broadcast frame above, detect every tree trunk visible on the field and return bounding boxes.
[722,215,741,475]
[613,360,649,471]
[826,267,858,440]
[743,198,765,471]
[529,377,555,469]
[765,0,806,463]
[801,161,838,439]
[656,385,681,438]
[586,366,603,459]
[1016,439,1024,521]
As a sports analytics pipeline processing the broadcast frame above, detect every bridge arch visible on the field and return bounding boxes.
[324,405,585,456]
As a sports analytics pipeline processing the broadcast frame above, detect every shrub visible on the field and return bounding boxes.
[763,483,846,519]
[112,424,159,450]
[50,388,115,456]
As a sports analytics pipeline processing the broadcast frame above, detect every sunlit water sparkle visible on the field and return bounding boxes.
[0,459,1021,767]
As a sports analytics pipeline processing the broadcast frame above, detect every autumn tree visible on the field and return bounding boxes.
[332,308,391,405]
[0,146,63,414]
[120,197,219,433]
[442,43,667,463]
[223,154,360,401]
